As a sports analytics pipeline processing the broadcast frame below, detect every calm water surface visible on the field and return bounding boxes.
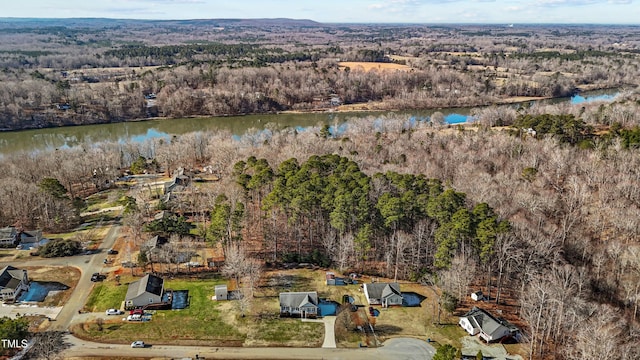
[0,89,619,156]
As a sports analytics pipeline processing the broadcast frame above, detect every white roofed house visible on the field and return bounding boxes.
[0,266,30,301]
[279,291,319,319]
[459,307,518,343]
[363,282,403,307]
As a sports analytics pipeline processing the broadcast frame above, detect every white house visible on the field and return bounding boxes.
[0,266,30,301]
[363,282,403,307]
[459,307,515,343]
[0,227,17,247]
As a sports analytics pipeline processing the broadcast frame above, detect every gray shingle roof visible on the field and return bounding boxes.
[126,274,164,300]
[463,307,509,337]
[0,266,24,290]
[365,282,402,300]
[279,291,318,308]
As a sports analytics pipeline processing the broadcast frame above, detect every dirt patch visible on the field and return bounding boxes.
[338,62,412,72]
[26,266,80,306]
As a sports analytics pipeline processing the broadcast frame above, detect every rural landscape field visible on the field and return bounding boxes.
[0,3,640,360]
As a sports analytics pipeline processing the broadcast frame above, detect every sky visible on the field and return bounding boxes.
[2,0,638,25]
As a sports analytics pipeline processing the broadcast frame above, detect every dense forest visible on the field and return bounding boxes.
[0,20,639,130]
[1,87,640,358]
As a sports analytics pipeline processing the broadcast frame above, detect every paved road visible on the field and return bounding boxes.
[63,335,435,360]
[52,225,121,331]
[0,225,121,330]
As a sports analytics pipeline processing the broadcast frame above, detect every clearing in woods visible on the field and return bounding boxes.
[338,62,412,72]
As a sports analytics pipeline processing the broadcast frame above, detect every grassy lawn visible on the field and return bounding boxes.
[77,276,246,345]
[76,269,490,348]
[84,281,129,311]
[84,189,127,213]
[77,274,326,347]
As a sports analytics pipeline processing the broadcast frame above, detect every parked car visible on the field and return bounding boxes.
[126,315,142,321]
[130,308,144,315]
[105,309,123,315]
[131,340,145,348]
[90,273,106,282]
[107,249,118,255]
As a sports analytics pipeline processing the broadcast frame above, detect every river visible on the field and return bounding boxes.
[0,89,620,156]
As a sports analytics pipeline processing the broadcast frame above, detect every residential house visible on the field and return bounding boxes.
[279,291,319,318]
[0,266,29,301]
[459,306,518,343]
[363,282,403,307]
[144,235,167,262]
[0,227,17,247]
[125,274,164,309]
[18,230,43,247]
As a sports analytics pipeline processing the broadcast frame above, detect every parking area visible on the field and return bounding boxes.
[0,303,63,319]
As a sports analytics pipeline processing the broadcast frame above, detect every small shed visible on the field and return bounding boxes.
[215,285,228,301]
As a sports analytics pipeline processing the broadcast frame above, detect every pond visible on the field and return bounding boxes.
[18,281,69,302]
[0,89,620,156]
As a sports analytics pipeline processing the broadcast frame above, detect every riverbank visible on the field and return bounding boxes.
[0,88,620,134]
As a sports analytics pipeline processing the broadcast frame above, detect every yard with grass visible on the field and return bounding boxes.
[76,273,324,347]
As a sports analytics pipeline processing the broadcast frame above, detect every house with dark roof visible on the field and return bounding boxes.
[459,307,518,343]
[0,266,29,301]
[0,227,17,247]
[125,274,164,309]
[143,235,168,262]
[279,291,319,318]
[363,282,403,307]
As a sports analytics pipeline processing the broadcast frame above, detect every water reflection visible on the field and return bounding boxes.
[0,90,620,156]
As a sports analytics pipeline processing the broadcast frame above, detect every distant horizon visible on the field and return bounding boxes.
[3,1,639,25]
[0,17,638,27]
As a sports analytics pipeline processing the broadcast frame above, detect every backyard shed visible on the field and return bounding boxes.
[214,285,228,300]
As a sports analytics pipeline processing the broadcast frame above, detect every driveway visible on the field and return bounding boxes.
[0,303,62,319]
[322,316,337,348]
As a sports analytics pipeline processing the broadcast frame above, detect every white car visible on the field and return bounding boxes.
[105,309,123,315]
[131,341,145,348]
[126,314,142,321]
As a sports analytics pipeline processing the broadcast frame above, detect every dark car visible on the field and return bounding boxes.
[90,273,106,282]
[107,249,118,255]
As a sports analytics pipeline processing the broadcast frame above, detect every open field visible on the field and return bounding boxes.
[338,61,412,72]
